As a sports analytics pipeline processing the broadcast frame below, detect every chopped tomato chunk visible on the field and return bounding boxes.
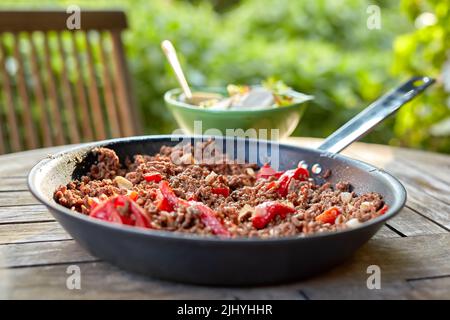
[89,195,151,228]
[157,180,179,212]
[315,207,341,224]
[276,167,309,197]
[189,201,230,237]
[378,204,389,215]
[252,201,296,229]
[211,187,230,197]
[144,172,163,183]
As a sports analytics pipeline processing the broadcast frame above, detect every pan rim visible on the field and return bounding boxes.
[28,134,406,244]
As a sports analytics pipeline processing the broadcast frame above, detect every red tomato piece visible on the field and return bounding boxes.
[155,190,171,212]
[89,195,151,228]
[378,204,389,215]
[276,167,309,197]
[89,200,114,221]
[157,180,179,212]
[128,200,152,228]
[189,201,230,237]
[252,201,296,229]
[187,194,198,201]
[143,172,163,183]
[211,187,230,197]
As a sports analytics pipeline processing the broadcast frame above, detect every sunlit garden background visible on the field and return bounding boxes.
[2,0,449,153]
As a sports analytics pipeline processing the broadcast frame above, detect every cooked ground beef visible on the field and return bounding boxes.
[54,141,387,238]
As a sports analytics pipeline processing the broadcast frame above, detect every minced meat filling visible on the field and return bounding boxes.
[54,143,387,238]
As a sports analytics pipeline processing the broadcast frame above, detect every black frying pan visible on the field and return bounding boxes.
[28,77,434,285]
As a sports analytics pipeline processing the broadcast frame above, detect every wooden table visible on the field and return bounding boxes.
[0,138,449,299]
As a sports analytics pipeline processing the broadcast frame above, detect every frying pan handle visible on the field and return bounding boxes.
[317,76,435,154]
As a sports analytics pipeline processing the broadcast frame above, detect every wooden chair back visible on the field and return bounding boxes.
[0,10,139,154]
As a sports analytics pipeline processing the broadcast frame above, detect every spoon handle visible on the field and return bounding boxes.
[318,76,435,154]
[161,40,192,99]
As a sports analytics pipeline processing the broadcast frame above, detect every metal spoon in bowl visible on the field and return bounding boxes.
[161,40,222,105]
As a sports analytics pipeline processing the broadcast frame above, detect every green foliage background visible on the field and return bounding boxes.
[1,0,449,153]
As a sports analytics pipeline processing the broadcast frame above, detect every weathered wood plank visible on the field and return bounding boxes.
[0,262,267,300]
[394,180,449,230]
[0,191,40,207]
[396,147,450,184]
[298,233,450,299]
[1,234,448,299]
[0,145,69,176]
[348,144,450,205]
[0,205,53,224]
[0,221,71,244]
[390,160,450,205]
[0,240,96,268]
[407,277,450,299]
[387,207,447,237]
[0,177,28,191]
[372,225,400,239]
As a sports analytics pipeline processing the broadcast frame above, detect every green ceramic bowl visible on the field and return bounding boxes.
[164,87,313,139]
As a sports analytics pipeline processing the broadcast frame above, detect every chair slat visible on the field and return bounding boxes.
[0,40,22,152]
[12,33,37,149]
[70,32,93,141]
[0,11,137,154]
[42,33,66,145]
[110,30,134,137]
[0,122,4,154]
[28,32,53,147]
[98,32,120,137]
[56,33,80,143]
[84,31,106,140]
